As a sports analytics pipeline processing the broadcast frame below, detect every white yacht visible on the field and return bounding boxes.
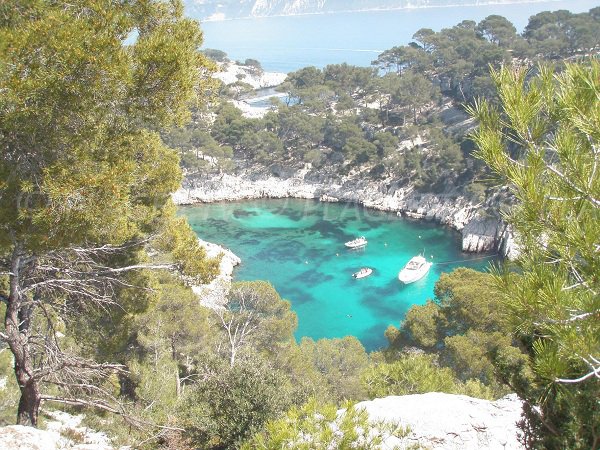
[398,255,432,284]
[345,236,367,249]
[352,267,373,279]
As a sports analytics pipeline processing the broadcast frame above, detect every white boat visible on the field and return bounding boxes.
[345,236,367,249]
[398,255,432,284]
[352,267,373,279]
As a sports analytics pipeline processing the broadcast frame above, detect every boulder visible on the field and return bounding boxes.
[0,426,62,450]
[353,392,524,450]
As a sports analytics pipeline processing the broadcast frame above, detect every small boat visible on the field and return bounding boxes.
[352,267,373,279]
[398,255,432,284]
[345,236,367,249]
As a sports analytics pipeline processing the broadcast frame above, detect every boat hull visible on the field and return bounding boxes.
[345,236,367,249]
[345,242,367,249]
[352,268,373,279]
[398,262,432,284]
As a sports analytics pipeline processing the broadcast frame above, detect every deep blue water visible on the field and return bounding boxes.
[196,1,599,72]
[181,199,499,351]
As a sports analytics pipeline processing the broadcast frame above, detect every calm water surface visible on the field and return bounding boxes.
[181,199,498,351]
[197,1,599,72]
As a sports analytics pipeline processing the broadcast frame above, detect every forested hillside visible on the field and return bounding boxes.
[1,2,598,449]
[173,7,600,214]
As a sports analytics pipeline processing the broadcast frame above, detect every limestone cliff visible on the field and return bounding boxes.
[187,0,555,20]
[174,164,518,257]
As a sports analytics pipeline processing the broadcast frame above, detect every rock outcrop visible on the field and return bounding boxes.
[190,0,547,21]
[0,411,115,450]
[352,392,524,449]
[174,166,517,257]
[213,62,287,89]
[191,239,241,309]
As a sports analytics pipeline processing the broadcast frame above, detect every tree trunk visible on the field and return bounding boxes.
[171,338,181,398]
[5,246,41,426]
[16,379,40,426]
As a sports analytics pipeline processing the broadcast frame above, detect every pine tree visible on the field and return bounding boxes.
[469,61,600,448]
[0,0,218,426]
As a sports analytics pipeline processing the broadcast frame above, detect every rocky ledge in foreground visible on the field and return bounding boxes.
[0,393,523,449]
[174,167,519,259]
[351,392,523,449]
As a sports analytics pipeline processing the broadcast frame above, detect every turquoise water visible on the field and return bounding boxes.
[181,199,498,351]
[197,1,598,72]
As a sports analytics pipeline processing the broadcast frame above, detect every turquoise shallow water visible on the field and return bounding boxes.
[181,199,498,351]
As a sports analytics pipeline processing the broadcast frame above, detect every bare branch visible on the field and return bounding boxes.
[556,355,600,384]
[545,163,600,209]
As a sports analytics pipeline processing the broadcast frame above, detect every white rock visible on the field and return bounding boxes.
[173,167,519,258]
[351,392,524,450]
[214,63,287,89]
[191,239,241,309]
[0,425,62,450]
[0,412,119,450]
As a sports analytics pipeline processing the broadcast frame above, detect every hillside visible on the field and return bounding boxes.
[186,0,562,20]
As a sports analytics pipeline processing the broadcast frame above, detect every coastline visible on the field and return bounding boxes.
[200,0,563,22]
[174,167,519,259]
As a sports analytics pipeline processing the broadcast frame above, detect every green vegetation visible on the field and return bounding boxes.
[176,8,600,208]
[0,0,219,427]
[469,61,600,449]
[1,2,598,450]
[242,398,413,450]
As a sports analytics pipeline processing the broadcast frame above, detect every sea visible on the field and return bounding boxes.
[197,0,599,73]
[181,199,499,351]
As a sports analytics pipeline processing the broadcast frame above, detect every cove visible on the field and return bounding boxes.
[181,199,498,351]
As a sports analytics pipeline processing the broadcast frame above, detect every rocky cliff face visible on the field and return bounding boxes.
[174,164,517,257]
[187,0,549,20]
[0,410,115,450]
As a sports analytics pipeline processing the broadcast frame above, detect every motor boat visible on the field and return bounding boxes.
[352,267,373,279]
[345,236,367,249]
[398,255,432,284]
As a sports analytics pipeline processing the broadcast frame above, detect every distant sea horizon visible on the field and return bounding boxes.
[197,0,599,73]
[200,0,576,22]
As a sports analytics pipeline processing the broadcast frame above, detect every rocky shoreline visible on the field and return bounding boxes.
[174,166,519,259]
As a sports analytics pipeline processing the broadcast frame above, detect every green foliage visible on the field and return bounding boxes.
[398,300,443,349]
[0,0,220,426]
[469,61,600,448]
[242,398,411,450]
[218,281,298,363]
[296,336,370,403]
[180,355,294,450]
[386,269,518,398]
[362,353,460,398]
[202,48,229,62]
[0,347,20,425]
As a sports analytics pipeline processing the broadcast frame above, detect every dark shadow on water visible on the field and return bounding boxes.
[204,218,230,228]
[307,219,346,240]
[254,239,306,264]
[360,292,407,319]
[240,238,260,247]
[233,209,258,218]
[283,287,315,306]
[292,269,334,285]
